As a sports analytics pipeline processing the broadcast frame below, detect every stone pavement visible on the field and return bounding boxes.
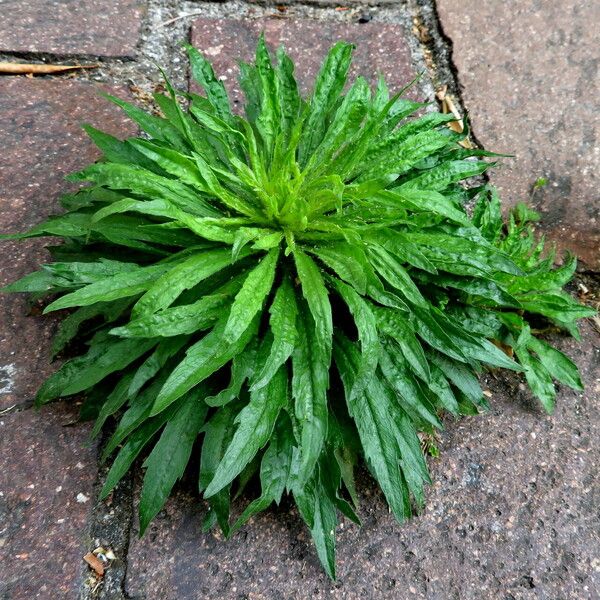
[0,1,598,599]
[437,0,600,271]
[0,0,142,57]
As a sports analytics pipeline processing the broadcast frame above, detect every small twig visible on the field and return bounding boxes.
[0,62,99,75]
[157,11,205,28]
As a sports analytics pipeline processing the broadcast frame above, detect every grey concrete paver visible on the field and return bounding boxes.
[437,0,600,270]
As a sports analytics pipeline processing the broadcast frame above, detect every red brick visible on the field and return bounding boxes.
[0,0,142,57]
[0,79,135,409]
[190,18,420,107]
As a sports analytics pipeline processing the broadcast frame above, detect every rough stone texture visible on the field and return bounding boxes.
[190,18,420,105]
[0,0,142,57]
[0,79,135,410]
[248,0,399,4]
[0,402,98,599]
[126,323,599,599]
[437,0,600,271]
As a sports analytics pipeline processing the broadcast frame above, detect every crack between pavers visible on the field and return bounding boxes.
[410,0,488,156]
[0,50,136,64]
[237,0,402,6]
[0,400,35,415]
[78,427,136,600]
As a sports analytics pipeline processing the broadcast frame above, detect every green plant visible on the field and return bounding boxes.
[2,37,594,578]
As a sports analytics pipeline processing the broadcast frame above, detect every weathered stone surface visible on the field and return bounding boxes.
[125,324,599,599]
[0,403,98,599]
[190,18,420,105]
[437,0,600,270]
[0,0,142,57]
[0,79,134,409]
[248,0,398,4]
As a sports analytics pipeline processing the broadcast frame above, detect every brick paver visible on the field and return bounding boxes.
[190,18,420,106]
[437,0,600,270]
[0,79,135,410]
[0,0,142,57]
[0,403,98,599]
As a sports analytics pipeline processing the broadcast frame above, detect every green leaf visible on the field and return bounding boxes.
[51,299,131,357]
[132,248,240,318]
[430,309,522,371]
[153,316,258,415]
[92,373,135,438]
[37,337,156,404]
[293,248,333,358]
[334,335,411,522]
[527,337,583,391]
[199,405,238,536]
[83,126,168,176]
[101,376,166,459]
[230,414,295,534]
[43,264,171,313]
[110,284,239,339]
[427,362,460,413]
[139,394,207,534]
[367,244,427,307]
[205,339,259,407]
[359,130,453,181]
[304,76,369,177]
[186,44,235,125]
[400,159,490,191]
[403,231,523,277]
[309,243,370,295]
[253,34,280,161]
[2,269,62,293]
[70,162,219,218]
[375,188,469,225]
[518,291,595,324]
[102,92,189,151]
[128,336,189,398]
[330,278,379,399]
[224,248,279,342]
[294,468,338,580]
[473,186,503,242]
[421,273,520,307]
[128,139,207,187]
[378,343,443,425]
[375,308,430,383]
[290,305,330,489]
[100,395,198,499]
[275,47,302,148]
[429,352,484,406]
[515,347,556,413]
[411,306,466,362]
[204,365,287,497]
[251,276,298,390]
[298,42,354,166]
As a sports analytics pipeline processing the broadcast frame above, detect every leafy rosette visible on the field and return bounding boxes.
[2,37,594,578]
